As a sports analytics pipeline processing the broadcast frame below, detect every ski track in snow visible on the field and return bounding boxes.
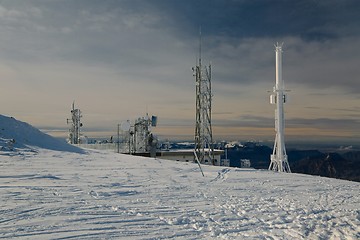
[0,149,359,239]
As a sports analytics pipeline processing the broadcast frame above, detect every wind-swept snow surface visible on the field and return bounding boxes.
[0,149,359,239]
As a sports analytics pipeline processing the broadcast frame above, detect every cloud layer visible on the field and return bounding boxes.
[0,0,359,142]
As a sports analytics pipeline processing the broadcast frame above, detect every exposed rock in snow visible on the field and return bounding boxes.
[0,114,83,154]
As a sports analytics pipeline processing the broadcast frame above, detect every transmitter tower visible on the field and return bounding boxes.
[193,32,214,165]
[269,43,291,173]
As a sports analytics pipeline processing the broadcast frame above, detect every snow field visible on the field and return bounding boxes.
[0,149,359,239]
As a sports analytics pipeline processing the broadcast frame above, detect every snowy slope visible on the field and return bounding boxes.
[0,149,359,239]
[0,114,83,153]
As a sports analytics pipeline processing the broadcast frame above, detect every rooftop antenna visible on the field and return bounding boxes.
[269,43,291,173]
[193,27,215,165]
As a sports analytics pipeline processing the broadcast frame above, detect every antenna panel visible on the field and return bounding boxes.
[151,116,158,127]
[270,94,276,104]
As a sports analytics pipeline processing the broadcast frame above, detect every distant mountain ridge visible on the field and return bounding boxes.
[167,141,360,182]
[292,152,360,182]
[221,142,360,182]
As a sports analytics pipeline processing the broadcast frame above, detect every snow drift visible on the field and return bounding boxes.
[0,114,83,153]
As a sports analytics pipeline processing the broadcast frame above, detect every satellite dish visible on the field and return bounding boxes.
[121,121,131,131]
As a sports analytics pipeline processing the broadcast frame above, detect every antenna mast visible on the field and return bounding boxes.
[194,29,215,165]
[269,43,291,173]
[67,101,83,144]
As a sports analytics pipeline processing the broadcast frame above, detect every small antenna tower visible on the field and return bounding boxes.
[67,101,83,144]
[193,29,215,165]
[269,43,291,173]
[122,115,158,155]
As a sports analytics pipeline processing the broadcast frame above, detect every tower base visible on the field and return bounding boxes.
[269,154,291,173]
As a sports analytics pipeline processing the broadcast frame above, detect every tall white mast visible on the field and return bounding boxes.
[269,43,291,173]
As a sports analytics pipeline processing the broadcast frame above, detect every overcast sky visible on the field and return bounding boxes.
[1,0,359,143]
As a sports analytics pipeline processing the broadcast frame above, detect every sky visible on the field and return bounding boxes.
[0,0,360,144]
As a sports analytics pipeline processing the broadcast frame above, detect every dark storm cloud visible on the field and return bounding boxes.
[2,0,359,90]
[145,0,360,93]
[150,0,360,39]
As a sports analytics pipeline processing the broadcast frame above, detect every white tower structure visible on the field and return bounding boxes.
[67,102,83,144]
[269,43,291,173]
[193,31,215,165]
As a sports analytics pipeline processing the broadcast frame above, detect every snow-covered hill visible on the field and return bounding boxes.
[0,148,359,239]
[0,114,83,153]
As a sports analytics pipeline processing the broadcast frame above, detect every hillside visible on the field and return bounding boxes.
[0,148,359,239]
[292,152,360,182]
[0,114,83,154]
